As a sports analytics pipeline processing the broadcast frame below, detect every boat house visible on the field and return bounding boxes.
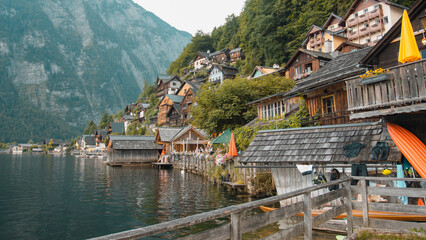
[107,135,163,166]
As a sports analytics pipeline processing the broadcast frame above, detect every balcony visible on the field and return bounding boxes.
[368,8,382,19]
[347,18,358,27]
[348,31,359,41]
[346,59,426,119]
[369,22,384,33]
[359,27,370,37]
[358,14,368,23]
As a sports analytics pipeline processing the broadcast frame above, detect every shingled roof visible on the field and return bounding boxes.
[238,121,401,165]
[109,135,163,150]
[165,94,184,104]
[110,122,125,134]
[156,127,184,142]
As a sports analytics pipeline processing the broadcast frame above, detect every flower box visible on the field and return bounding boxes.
[361,74,390,85]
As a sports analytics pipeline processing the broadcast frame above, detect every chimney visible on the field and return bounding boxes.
[324,40,332,53]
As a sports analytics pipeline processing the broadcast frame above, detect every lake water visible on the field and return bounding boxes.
[0,154,252,239]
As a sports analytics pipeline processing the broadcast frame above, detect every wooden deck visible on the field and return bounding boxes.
[90,176,426,240]
[346,59,426,119]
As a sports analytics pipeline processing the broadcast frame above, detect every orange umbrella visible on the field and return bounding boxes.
[228,133,238,157]
[398,10,421,64]
[161,148,165,156]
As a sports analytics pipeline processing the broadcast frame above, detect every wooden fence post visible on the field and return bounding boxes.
[361,179,370,227]
[303,192,312,240]
[343,180,354,235]
[231,211,242,240]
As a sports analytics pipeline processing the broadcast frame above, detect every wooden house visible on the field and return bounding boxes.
[345,0,426,143]
[229,48,244,63]
[303,15,347,53]
[193,51,211,70]
[281,48,333,81]
[210,49,230,64]
[248,66,278,79]
[180,80,202,126]
[208,64,239,84]
[170,126,209,153]
[156,75,182,99]
[238,121,401,204]
[155,127,185,154]
[166,104,181,127]
[157,94,184,126]
[340,0,406,46]
[107,135,163,166]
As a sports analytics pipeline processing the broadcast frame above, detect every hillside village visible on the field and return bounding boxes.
[9,0,426,176]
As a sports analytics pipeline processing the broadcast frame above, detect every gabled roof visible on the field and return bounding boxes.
[124,115,135,121]
[110,122,125,134]
[109,135,163,150]
[210,48,229,57]
[238,121,401,164]
[322,13,343,30]
[284,49,333,70]
[209,64,239,76]
[140,103,150,109]
[165,94,184,104]
[211,129,232,144]
[360,0,425,65]
[229,48,242,54]
[171,125,209,141]
[95,129,109,139]
[334,41,367,52]
[249,66,278,78]
[167,104,181,117]
[156,127,184,142]
[157,75,181,85]
[304,25,323,38]
[285,47,372,97]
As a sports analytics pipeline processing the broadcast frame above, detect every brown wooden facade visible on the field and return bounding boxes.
[284,49,332,80]
[230,48,244,63]
[181,88,195,126]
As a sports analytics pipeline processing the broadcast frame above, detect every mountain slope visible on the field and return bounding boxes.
[0,0,191,142]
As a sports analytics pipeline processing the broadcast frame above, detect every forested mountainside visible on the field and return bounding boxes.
[0,0,191,142]
[168,0,416,76]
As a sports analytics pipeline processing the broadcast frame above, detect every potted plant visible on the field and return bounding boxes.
[360,68,390,85]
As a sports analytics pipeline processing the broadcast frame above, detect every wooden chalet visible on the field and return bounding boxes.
[210,49,230,64]
[156,75,182,99]
[107,135,163,166]
[155,127,185,154]
[229,48,244,63]
[281,48,333,81]
[248,66,278,79]
[283,47,372,125]
[238,121,401,204]
[303,15,347,53]
[193,51,211,70]
[166,104,181,127]
[346,0,426,143]
[169,126,209,153]
[177,80,202,126]
[208,64,239,84]
[157,94,184,126]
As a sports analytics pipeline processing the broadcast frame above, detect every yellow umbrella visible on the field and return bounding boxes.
[398,10,421,64]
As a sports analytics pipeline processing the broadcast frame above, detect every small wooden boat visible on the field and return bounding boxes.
[387,123,426,178]
[260,206,426,222]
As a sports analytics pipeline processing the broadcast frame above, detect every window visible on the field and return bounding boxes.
[268,104,273,118]
[383,16,389,24]
[282,100,286,115]
[377,35,382,40]
[365,39,370,43]
[354,13,358,18]
[363,9,368,14]
[329,25,334,30]
[322,95,335,114]
[374,4,379,9]
[274,102,280,116]
[295,65,303,75]
[262,105,267,119]
[364,23,368,28]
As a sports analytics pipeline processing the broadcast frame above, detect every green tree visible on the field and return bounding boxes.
[98,111,113,129]
[82,120,97,135]
[192,74,294,135]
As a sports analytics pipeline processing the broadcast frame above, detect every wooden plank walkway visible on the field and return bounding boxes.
[152,162,174,169]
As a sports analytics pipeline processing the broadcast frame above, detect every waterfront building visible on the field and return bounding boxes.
[107,135,163,166]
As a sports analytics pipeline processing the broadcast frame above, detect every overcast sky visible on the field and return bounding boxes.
[132,0,246,35]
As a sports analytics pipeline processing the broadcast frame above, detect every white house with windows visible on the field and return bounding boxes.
[207,64,239,85]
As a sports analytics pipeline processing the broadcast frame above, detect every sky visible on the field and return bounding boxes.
[132,0,246,35]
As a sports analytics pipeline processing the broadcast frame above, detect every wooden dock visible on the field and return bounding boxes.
[90,176,426,240]
[152,162,174,169]
[222,182,247,193]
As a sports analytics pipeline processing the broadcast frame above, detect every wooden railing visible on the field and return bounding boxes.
[90,176,426,240]
[346,59,426,119]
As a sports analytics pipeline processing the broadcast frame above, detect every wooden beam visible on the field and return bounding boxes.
[361,179,370,227]
[344,181,354,236]
[352,202,426,215]
[303,192,312,240]
[231,212,242,240]
[350,102,426,119]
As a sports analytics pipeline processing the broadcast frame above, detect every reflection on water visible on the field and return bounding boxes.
[0,154,250,240]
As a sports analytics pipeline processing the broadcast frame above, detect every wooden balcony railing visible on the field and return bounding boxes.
[346,59,426,119]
